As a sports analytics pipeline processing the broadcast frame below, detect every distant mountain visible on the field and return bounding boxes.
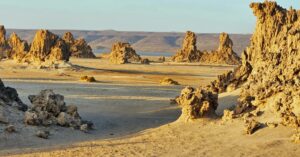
[6,29,251,55]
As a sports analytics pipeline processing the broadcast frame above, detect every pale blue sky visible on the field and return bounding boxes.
[0,0,299,33]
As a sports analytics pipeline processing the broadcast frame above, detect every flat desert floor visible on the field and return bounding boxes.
[1,58,299,157]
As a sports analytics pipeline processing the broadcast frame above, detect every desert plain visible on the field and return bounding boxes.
[0,57,299,157]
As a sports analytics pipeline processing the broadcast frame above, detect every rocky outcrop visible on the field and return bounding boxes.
[244,119,262,135]
[222,109,234,122]
[62,32,96,58]
[176,86,218,121]
[175,2,300,124]
[232,2,300,128]
[205,59,252,93]
[24,89,93,131]
[203,2,300,129]
[172,31,240,65]
[158,56,166,62]
[22,30,70,64]
[141,58,150,64]
[62,32,75,45]
[0,79,28,111]
[160,78,180,85]
[200,33,241,65]
[7,32,29,62]
[172,31,202,62]
[0,26,6,48]
[291,132,300,143]
[110,42,141,64]
[80,76,96,82]
[0,26,9,58]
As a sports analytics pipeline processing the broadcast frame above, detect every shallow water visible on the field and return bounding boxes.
[3,80,181,152]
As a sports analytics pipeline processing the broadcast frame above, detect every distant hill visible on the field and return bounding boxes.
[6,29,251,56]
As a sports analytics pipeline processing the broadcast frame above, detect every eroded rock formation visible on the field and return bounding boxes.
[244,119,262,135]
[110,42,141,64]
[22,30,70,64]
[141,58,150,64]
[0,26,9,58]
[8,32,29,62]
[62,32,96,58]
[0,79,28,111]
[209,2,300,129]
[176,86,218,121]
[172,31,240,65]
[175,2,300,127]
[232,2,300,127]
[160,78,180,85]
[62,32,75,45]
[80,76,96,82]
[205,58,252,93]
[172,31,201,62]
[200,33,241,65]
[24,89,93,132]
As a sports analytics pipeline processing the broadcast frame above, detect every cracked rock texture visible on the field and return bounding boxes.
[172,31,240,65]
[200,33,241,65]
[24,89,93,131]
[0,26,10,58]
[0,79,28,111]
[175,86,218,121]
[172,31,201,62]
[22,30,70,64]
[8,32,30,62]
[62,32,96,58]
[110,42,141,64]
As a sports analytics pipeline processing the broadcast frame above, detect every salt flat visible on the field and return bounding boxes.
[1,58,299,157]
[0,58,233,155]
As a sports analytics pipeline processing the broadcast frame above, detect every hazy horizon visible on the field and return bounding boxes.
[0,0,299,34]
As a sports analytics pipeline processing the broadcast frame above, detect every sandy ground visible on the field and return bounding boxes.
[0,81,181,155]
[2,58,297,157]
[5,90,300,157]
[0,57,235,86]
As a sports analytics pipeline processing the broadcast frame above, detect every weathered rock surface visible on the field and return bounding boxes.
[0,79,28,111]
[110,42,141,64]
[200,33,241,65]
[158,56,165,62]
[160,78,180,85]
[24,89,93,131]
[176,86,218,121]
[22,30,70,64]
[222,109,234,122]
[231,2,300,128]
[62,32,75,45]
[36,130,50,139]
[62,32,96,58]
[5,125,16,133]
[172,31,202,62]
[175,2,300,125]
[141,58,150,64]
[172,31,240,65]
[80,76,96,82]
[200,2,300,129]
[0,26,10,58]
[205,60,252,93]
[8,32,29,62]
[291,132,300,143]
[244,119,262,135]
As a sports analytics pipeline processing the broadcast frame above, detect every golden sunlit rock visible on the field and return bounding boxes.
[109,42,141,64]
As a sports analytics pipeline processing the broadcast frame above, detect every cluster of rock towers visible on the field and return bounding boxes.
[172,31,241,65]
[0,27,95,64]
